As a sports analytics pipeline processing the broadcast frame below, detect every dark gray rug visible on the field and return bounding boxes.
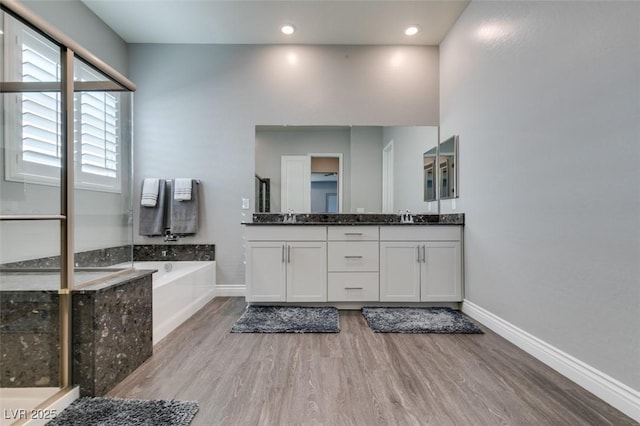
[231,305,339,333]
[45,397,198,426]
[362,307,483,334]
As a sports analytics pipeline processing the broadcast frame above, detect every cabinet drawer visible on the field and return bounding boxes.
[379,225,461,241]
[328,272,379,302]
[327,226,379,241]
[246,226,327,241]
[328,241,379,272]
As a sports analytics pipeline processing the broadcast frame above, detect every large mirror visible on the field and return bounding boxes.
[255,125,439,213]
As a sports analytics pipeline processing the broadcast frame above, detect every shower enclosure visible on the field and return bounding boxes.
[0,1,136,421]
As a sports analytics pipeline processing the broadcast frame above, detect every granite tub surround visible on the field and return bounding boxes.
[250,213,465,225]
[72,270,153,397]
[1,245,133,269]
[0,290,60,387]
[134,244,215,262]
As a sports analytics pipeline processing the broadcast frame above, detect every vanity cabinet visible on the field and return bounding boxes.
[379,226,462,302]
[246,226,327,302]
[245,222,463,304]
[327,226,379,302]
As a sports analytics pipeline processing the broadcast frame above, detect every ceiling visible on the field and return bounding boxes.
[81,0,470,45]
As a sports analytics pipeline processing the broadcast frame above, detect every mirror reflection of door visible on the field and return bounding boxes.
[310,156,339,213]
[281,155,311,212]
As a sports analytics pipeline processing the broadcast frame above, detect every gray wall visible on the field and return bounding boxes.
[130,44,439,285]
[255,127,351,213]
[440,1,640,390]
[1,1,131,263]
[15,0,129,75]
[382,126,439,213]
[350,126,383,213]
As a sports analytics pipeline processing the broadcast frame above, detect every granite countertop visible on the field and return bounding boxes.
[243,213,464,226]
[73,269,156,294]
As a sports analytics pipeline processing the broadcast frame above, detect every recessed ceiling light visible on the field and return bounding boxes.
[281,24,295,35]
[404,25,420,36]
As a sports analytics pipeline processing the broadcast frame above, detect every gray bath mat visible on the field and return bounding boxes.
[46,397,198,425]
[231,305,339,333]
[362,307,483,334]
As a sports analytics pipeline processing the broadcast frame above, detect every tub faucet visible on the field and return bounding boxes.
[164,230,179,242]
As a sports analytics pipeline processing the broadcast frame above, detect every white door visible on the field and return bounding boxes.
[246,241,287,302]
[286,241,327,302]
[421,241,462,302]
[382,141,394,213]
[281,155,311,212]
[379,241,421,302]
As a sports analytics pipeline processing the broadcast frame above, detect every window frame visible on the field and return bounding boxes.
[3,17,123,193]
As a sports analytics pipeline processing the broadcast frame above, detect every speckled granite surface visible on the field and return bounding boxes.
[72,271,153,396]
[1,245,132,269]
[248,213,464,225]
[1,243,216,269]
[0,291,60,387]
[134,244,215,261]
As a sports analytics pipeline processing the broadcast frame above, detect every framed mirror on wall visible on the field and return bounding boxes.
[439,135,459,200]
[423,134,459,202]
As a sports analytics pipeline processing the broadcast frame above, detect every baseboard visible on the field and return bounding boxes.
[462,299,640,422]
[215,284,246,297]
[24,386,79,426]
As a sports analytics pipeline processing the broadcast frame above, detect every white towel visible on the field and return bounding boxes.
[173,178,193,201]
[141,178,160,207]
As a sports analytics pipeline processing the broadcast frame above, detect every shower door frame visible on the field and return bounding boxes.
[0,0,136,400]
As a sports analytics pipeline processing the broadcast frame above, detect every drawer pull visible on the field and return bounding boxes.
[344,232,363,236]
[344,287,364,290]
[344,255,363,259]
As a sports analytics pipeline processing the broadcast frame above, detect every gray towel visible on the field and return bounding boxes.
[169,179,199,235]
[139,179,167,236]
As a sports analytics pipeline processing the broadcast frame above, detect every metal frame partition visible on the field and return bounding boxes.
[0,0,136,397]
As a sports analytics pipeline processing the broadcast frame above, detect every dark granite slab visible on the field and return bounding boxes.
[0,291,60,387]
[134,244,215,261]
[1,245,132,269]
[247,213,464,225]
[72,270,153,396]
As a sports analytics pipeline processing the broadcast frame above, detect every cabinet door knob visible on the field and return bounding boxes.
[422,245,426,263]
[417,245,421,262]
[282,245,285,263]
[344,287,364,290]
[287,245,291,263]
[344,255,363,259]
[344,232,363,236]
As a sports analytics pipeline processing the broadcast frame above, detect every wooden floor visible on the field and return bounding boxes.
[108,297,636,425]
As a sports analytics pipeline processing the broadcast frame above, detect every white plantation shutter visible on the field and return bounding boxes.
[80,91,119,179]
[21,32,62,171]
[5,23,122,192]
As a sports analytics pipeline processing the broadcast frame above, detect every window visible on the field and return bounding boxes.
[4,20,122,192]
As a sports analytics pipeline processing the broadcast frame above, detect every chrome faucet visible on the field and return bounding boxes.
[399,209,414,223]
[284,209,296,223]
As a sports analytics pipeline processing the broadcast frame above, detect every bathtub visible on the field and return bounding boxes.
[134,261,216,345]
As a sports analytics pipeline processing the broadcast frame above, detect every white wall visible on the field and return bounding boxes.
[130,44,439,285]
[440,1,640,391]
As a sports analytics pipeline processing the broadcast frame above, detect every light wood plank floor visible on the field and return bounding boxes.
[108,297,636,425]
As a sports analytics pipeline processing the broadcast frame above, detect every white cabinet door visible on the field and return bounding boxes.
[286,241,327,302]
[379,242,421,302]
[281,155,311,213]
[421,241,462,302]
[246,241,287,302]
